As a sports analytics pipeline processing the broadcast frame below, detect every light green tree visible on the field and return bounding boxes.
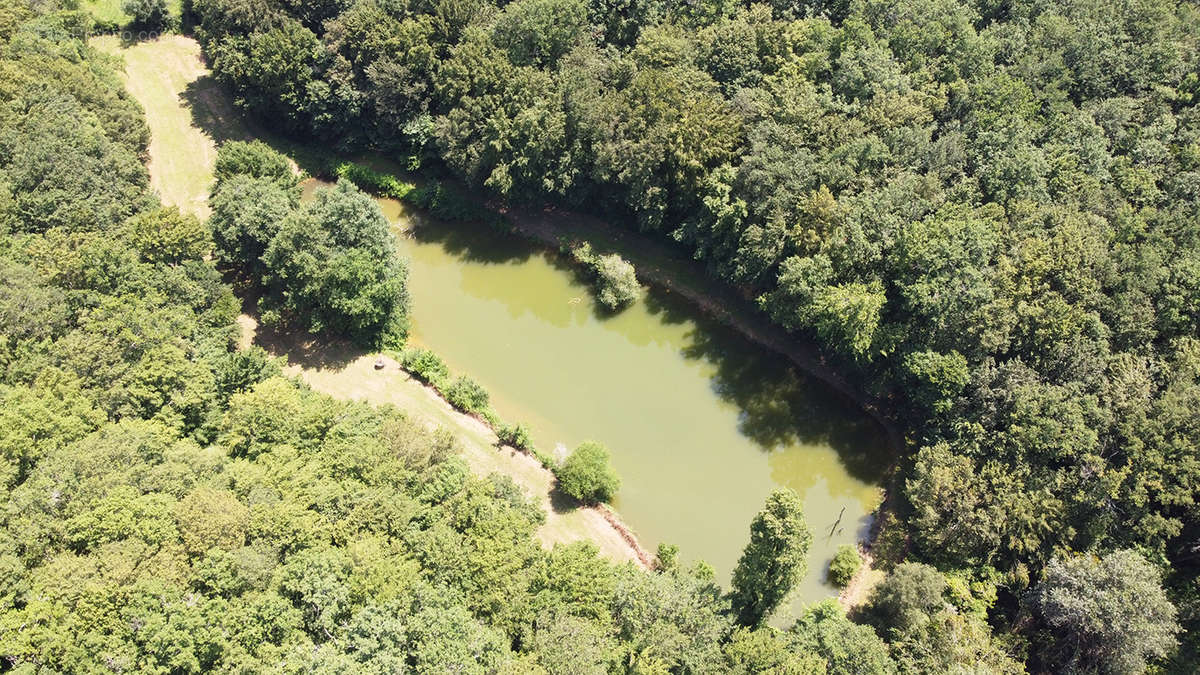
[555,441,621,504]
[1033,550,1179,674]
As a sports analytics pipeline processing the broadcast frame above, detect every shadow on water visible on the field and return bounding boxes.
[407,216,536,267]
[643,285,891,486]
[406,214,892,488]
[641,284,702,328]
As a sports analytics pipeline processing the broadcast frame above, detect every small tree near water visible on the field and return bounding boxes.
[730,488,811,626]
[572,243,640,311]
[443,375,489,414]
[828,545,861,588]
[592,253,640,310]
[555,441,620,504]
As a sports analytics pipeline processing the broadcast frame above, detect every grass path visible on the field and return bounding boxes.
[95,34,230,218]
[98,34,646,567]
[83,0,184,27]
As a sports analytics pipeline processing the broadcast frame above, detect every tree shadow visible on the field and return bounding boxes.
[116,29,161,48]
[251,321,364,371]
[235,289,363,371]
[408,215,536,266]
[548,485,579,515]
[180,75,330,178]
[641,284,702,328]
[180,74,254,146]
[677,309,892,486]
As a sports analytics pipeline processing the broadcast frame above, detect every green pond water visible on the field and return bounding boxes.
[305,179,889,609]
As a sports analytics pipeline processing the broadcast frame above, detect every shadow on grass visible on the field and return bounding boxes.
[235,286,364,371]
[548,485,579,515]
[251,321,364,371]
[180,74,330,177]
[180,74,253,145]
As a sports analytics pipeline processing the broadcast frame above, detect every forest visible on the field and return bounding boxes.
[189,0,1200,666]
[0,0,1198,671]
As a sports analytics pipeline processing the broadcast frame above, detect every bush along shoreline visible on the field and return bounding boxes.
[329,160,505,226]
[394,347,558,470]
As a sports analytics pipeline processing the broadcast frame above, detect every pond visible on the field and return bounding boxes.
[305,179,889,610]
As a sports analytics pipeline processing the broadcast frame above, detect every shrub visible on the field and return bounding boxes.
[497,422,534,450]
[828,545,861,588]
[334,162,414,200]
[555,441,620,504]
[655,543,680,572]
[592,253,640,310]
[402,348,449,385]
[123,0,170,29]
[404,182,467,220]
[571,243,639,311]
[214,141,294,188]
[443,375,489,414]
[402,181,499,224]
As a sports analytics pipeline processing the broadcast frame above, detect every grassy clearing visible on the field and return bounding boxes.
[82,0,184,28]
[93,34,242,218]
[108,34,645,565]
[82,0,130,26]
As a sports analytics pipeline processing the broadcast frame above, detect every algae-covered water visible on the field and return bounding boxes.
[305,179,888,608]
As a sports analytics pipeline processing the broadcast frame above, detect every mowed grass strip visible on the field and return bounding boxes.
[93,34,247,218]
[82,0,184,27]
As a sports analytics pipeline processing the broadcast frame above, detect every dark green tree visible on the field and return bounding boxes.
[729,488,811,626]
[259,179,409,346]
[209,174,297,276]
[864,562,946,638]
[212,140,294,189]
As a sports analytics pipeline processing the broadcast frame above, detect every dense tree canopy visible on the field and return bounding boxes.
[5,0,1200,667]
[183,0,1200,664]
